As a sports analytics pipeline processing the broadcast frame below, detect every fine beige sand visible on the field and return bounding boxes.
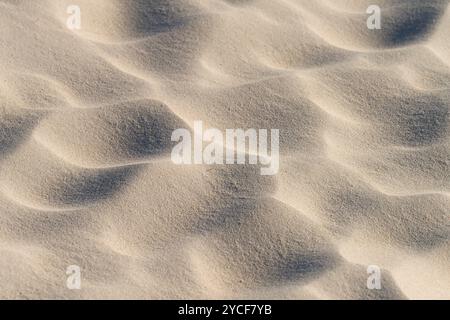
[0,0,449,299]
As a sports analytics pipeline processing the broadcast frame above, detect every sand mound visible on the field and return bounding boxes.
[0,0,448,299]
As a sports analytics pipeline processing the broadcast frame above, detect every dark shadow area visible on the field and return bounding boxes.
[0,110,45,157]
[125,0,197,36]
[115,100,188,158]
[398,97,448,146]
[52,165,140,205]
[385,4,447,46]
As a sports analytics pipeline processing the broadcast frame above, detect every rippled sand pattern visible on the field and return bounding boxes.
[0,0,449,299]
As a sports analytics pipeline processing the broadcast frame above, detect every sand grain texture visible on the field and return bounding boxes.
[0,0,449,299]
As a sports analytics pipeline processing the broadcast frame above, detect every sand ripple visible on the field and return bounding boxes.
[0,0,448,299]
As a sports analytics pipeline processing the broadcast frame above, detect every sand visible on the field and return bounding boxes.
[0,0,448,299]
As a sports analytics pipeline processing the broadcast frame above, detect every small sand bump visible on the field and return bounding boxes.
[1,0,448,299]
